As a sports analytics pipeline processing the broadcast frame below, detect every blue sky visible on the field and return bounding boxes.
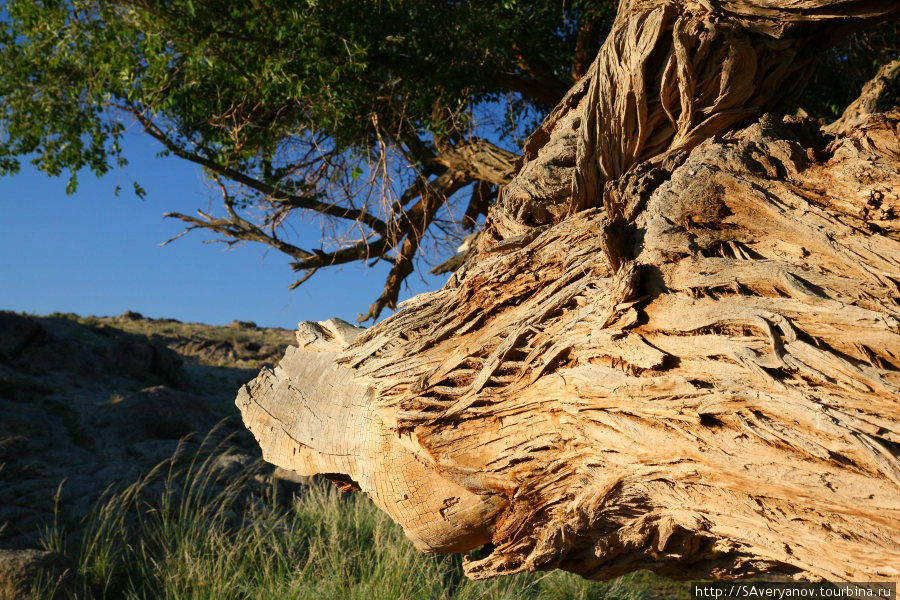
[0,130,445,329]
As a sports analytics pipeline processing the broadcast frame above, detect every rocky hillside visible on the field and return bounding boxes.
[0,310,297,550]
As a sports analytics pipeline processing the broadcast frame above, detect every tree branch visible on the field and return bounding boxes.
[289,238,392,272]
[494,74,568,107]
[131,109,389,235]
[435,138,520,186]
[163,210,313,261]
[508,41,570,106]
[359,171,470,322]
[462,181,494,231]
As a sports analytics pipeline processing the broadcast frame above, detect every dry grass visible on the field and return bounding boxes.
[61,313,293,346]
[34,441,689,600]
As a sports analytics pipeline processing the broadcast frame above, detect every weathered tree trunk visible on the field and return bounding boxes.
[238,0,900,583]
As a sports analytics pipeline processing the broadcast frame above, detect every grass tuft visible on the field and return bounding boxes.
[35,441,686,600]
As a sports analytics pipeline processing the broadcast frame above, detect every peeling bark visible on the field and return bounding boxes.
[238,0,900,583]
[491,0,900,240]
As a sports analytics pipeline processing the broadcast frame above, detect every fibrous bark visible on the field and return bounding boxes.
[238,0,900,583]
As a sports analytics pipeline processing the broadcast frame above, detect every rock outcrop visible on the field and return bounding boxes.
[0,311,297,549]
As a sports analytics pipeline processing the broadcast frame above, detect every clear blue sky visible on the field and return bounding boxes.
[0,130,445,329]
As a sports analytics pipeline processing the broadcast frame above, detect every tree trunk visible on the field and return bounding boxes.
[237,0,900,583]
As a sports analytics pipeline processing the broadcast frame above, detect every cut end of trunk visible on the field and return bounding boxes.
[235,318,505,554]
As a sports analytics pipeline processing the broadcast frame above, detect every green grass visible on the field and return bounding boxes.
[35,442,687,600]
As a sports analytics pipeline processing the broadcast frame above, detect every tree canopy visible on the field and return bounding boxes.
[0,0,895,320]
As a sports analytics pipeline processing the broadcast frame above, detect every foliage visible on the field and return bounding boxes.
[35,442,687,599]
[0,0,616,319]
[0,0,890,318]
[804,21,900,118]
[1,0,574,176]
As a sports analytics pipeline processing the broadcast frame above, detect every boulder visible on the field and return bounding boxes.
[173,338,236,364]
[172,338,282,365]
[252,468,309,505]
[147,343,183,384]
[106,337,182,384]
[212,452,254,478]
[258,344,279,357]
[273,466,312,488]
[234,341,261,355]
[106,337,154,376]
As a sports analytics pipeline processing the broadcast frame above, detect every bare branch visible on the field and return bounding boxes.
[289,238,392,271]
[164,210,314,261]
[359,171,471,322]
[288,267,318,289]
[494,73,568,108]
[435,138,520,186]
[462,181,494,231]
[131,109,389,235]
